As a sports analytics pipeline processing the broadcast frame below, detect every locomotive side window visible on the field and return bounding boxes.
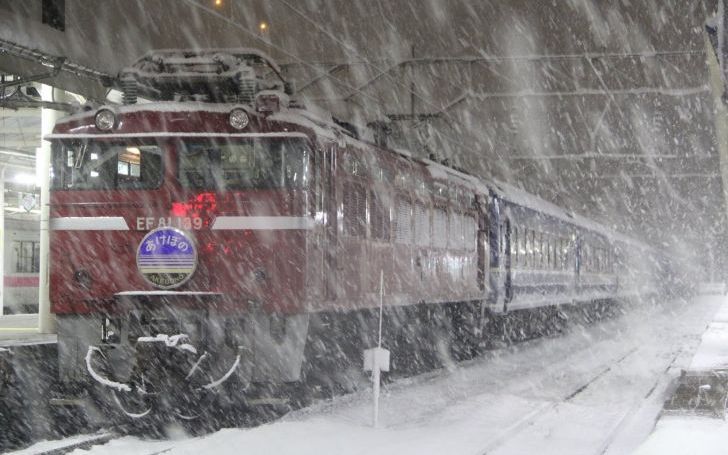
[178,138,308,190]
[51,141,163,190]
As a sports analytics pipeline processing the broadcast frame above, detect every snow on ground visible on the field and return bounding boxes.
[633,416,728,455]
[687,301,728,371]
[16,295,723,455]
[632,295,728,455]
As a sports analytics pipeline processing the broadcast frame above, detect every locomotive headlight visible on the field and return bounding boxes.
[229,108,250,130]
[94,109,117,131]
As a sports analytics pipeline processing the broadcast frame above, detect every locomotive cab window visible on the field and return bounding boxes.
[178,137,309,190]
[51,141,163,190]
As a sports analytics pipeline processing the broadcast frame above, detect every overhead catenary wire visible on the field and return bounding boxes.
[181,0,478,163]
[272,0,483,155]
[180,0,387,110]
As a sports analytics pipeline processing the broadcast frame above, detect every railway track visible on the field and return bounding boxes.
[18,431,118,455]
[479,346,640,454]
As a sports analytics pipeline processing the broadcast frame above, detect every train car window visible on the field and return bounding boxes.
[512,227,518,265]
[394,197,413,244]
[566,239,571,271]
[13,240,40,273]
[500,223,505,254]
[343,181,367,237]
[546,236,551,269]
[463,216,476,251]
[178,138,308,190]
[518,228,524,267]
[51,141,163,190]
[433,208,447,248]
[342,150,367,177]
[525,229,531,268]
[433,182,448,200]
[394,171,409,189]
[370,190,391,242]
[449,212,463,250]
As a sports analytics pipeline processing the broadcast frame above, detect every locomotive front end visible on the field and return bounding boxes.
[48,50,317,421]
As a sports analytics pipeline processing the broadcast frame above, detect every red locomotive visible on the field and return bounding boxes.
[46,49,666,422]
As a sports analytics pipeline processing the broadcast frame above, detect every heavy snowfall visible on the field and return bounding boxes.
[1,1,728,454]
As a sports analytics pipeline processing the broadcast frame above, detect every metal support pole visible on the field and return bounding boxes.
[38,84,61,333]
[0,166,5,316]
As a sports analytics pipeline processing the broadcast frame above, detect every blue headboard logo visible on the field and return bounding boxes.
[136,227,197,289]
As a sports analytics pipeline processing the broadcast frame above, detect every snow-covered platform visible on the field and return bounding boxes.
[634,297,728,455]
[0,314,55,346]
[16,295,723,455]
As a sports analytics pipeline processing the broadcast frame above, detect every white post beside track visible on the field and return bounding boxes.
[363,270,390,428]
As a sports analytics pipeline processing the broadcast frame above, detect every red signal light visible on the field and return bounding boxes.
[170,192,218,226]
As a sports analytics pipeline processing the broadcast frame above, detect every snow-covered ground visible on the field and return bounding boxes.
[13,295,725,455]
[633,296,728,455]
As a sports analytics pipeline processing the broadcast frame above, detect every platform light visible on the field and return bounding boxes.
[13,173,36,185]
[214,0,222,6]
[259,22,268,32]
[229,108,250,130]
[94,109,117,131]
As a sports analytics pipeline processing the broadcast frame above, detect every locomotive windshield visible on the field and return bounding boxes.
[51,141,163,190]
[178,137,308,190]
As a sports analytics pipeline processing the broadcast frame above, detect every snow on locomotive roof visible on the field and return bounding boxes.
[130,48,282,74]
[45,132,310,140]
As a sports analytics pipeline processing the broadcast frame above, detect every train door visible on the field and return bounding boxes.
[573,234,580,297]
[477,221,489,295]
[324,143,338,301]
[307,146,325,301]
[476,195,489,297]
[504,219,513,307]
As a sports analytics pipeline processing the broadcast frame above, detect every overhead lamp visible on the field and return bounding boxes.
[13,173,36,185]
